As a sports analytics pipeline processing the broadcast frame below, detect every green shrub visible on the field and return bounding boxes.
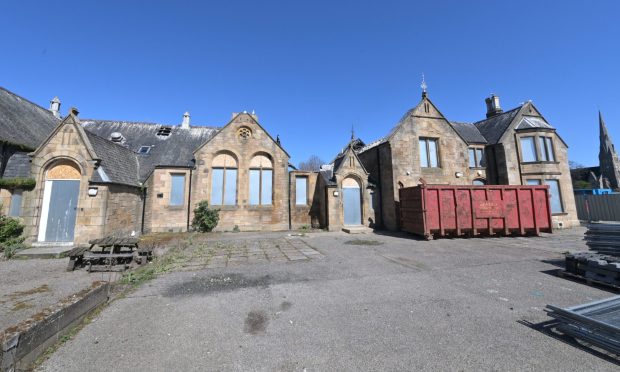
[232,225,240,233]
[0,215,25,258]
[0,215,24,243]
[192,201,220,232]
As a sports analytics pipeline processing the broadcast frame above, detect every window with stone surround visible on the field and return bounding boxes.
[469,148,484,168]
[545,179,564,214]
[211,153,238,206]
[249,154,273,206]
[295,176,308,205]
[539,136,555,161]
[520,136,537,162]
[419,138,439,168]
[170,174,185,206]
[8,190,22,216]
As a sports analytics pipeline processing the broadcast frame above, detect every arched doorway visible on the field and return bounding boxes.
[342,177,362,226]
[38,161,81,242]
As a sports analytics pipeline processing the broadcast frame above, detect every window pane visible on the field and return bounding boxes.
[545,137,555,161]
[538,137,549,161]
[261,169,272,205]
[224,169,237,205]
[296,177,307,205]
[545,179,563,213]
[473,179,485,185]
[526,179,542,185]
[428,139,438,167]
[249,170,260,205]
[476,149,484,167]
[419,139,428,168]
[211,169,224,205]
[520,137,537,162]
[9,190,22,217]
[170,175,185,206]
[469,149,476,168]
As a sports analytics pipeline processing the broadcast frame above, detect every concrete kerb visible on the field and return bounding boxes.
[0,281,110,371]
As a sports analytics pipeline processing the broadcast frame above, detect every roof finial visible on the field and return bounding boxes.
[420,73,428,98]
[351,125,355,141]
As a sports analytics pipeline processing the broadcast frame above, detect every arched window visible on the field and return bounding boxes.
[211,153,237,205]
[473,179,486,186]
[249,154,273,205]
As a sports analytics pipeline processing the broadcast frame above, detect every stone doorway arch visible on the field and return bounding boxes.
[342,177,362,226]
[38,160,81,242]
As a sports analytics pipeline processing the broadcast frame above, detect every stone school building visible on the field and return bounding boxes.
[0,87,578,247]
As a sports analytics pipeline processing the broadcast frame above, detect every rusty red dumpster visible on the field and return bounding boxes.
[399,184,553,239]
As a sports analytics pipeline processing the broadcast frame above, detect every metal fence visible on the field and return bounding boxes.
[575,194,620,221]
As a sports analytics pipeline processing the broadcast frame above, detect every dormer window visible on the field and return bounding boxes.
[468,148,484,168]
[138,146,151,155]
[539,136,555,161]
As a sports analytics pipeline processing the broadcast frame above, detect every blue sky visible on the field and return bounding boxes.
[1,1,618,167]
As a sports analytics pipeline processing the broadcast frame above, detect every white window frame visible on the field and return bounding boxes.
[419,138,440,168]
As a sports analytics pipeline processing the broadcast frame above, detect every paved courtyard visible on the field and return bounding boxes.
[40,228,619,371]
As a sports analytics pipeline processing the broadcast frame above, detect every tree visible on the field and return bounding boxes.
[298,155,325,171]
[569,160,585,169]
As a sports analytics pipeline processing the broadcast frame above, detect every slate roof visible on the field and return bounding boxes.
[84,131,141,186]
[0,87,59,149]
[81,120,218,181]
[473,107,522,145]
[3,152,31,178]
[449,122,487,144]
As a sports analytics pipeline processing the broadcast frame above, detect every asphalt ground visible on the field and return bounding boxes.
[39,228,619,371]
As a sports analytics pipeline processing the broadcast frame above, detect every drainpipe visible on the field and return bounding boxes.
[376,146,384,228]
[288,169,292,230]
[140,185,146,235]
[186,166,194,231]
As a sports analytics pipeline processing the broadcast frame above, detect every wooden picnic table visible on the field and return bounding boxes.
[67,237,151,272]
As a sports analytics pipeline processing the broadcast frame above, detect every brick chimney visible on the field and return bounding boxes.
[485,94,503,118]
[49,96,61,118]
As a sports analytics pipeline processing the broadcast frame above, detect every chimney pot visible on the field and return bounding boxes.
[485,94,503,118]
[49,96,61,118]
[181,111,190,128]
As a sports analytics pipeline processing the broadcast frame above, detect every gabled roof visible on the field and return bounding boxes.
[81,120,218,181]
[473,106,522,144]
[84,131,141,187]
[193,112,290,158]
[0,87,59,149]
[449,122,487,144]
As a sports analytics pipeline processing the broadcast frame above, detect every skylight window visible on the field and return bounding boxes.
[138,146,151,154]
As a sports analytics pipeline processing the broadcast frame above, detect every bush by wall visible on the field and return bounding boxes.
[0,214,25,258]
[192,201,219,232]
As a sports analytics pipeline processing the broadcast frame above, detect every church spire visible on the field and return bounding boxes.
[600,111,615,154]
[598,111,620,189]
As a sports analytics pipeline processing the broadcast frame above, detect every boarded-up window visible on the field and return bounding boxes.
[296,177,307,205]
[211,153,238,206]
[249,155,273,205]
[170,174,185,206]
[9,190,22,217]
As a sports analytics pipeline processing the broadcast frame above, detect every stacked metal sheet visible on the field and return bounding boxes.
[565,252,620,286]
[585,223,620,256]
[546,296,620,355]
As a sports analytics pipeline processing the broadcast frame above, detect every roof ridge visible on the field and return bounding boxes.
[0,86,59,120]
[82,118,219,130]
[472,105,522,125]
